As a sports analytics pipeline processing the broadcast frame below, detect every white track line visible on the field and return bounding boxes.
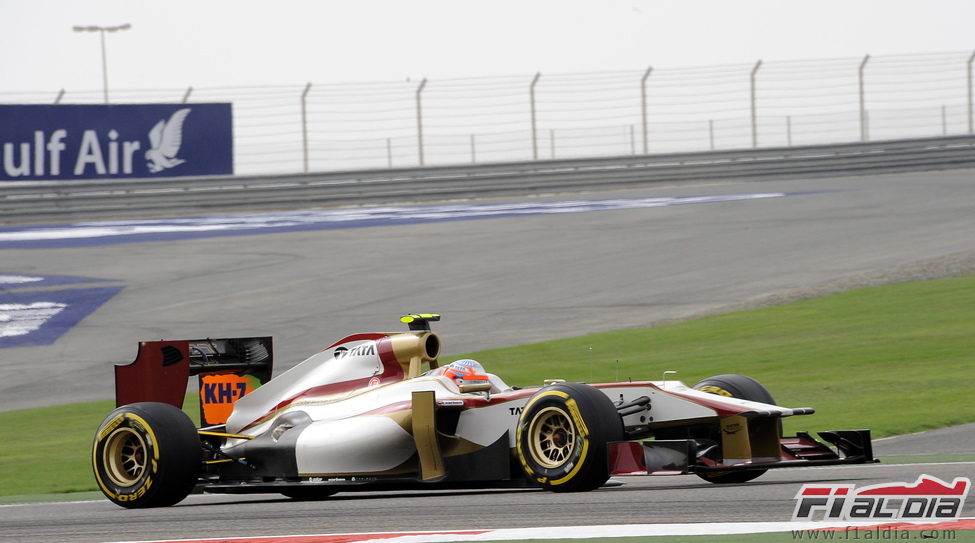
[108,519,975,543]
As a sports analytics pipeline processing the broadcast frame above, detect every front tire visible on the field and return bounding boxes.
[693,374,776,405]
[92,402,201,508]
[516,383,623,492]
[693,374,776,484]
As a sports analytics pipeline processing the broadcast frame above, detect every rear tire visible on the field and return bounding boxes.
[516,383,624,492]
[92,402,201,508]
[692,374,776,484]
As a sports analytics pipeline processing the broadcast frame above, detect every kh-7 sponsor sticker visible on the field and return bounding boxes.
[199,373,261,425]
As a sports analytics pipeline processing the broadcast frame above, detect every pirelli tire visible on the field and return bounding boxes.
[92,402,201,508]
[516,383,624,492]
[692,374,777,485]
[694,374,776,406]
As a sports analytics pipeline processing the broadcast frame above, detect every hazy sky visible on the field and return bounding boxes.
[2,0,974,95]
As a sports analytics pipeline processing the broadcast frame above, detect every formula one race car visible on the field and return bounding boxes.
[92,314,875,508]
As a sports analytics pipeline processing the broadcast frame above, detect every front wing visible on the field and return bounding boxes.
[609,429,875,476]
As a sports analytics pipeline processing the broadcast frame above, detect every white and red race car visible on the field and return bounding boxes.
[93,314,874,508]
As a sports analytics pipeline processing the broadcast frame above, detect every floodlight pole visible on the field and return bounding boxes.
[72,23,131,104]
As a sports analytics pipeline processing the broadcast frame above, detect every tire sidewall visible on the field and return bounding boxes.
[516,383,622,492]
[692,374,776,484]
[92,402,200,508]
[516,388,589,486]
[693,374,776,405]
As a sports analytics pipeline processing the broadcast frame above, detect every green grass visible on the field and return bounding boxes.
[0,400,115,495]
[465,274,975,437]
[880,453,975,464]
[1,274,973,499]
[0,394,202,497]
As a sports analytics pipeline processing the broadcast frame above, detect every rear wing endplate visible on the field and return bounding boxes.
[114,337,273,426]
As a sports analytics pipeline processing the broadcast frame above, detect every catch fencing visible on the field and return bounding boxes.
[3,51,975,176]
[3,135,974,223]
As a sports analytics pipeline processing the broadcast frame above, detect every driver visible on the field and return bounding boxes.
[441,358,490,385]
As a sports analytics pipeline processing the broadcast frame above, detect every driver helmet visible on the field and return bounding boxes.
[442,358,489,384]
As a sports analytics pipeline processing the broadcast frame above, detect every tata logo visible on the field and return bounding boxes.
[334,343,376,359]
[1,108,190,178]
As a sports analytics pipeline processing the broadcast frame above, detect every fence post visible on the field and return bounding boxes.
[641,66,652,154]
[416,78,427,166]
[750,59,762,148]
[387,138,393,168]
[859,54,870,141]
[530,72,541,160]
[301,82,312,173]
[709,119,714,150]
[182,86,193,103]
[787,116,792,147]
[470,134,476,163]
[968,51,975,133]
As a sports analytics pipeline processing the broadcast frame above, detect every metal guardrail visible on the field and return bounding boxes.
[3,135,975,224]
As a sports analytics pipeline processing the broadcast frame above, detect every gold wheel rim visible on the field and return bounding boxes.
[102,427,148,486]
[528,407,575,469]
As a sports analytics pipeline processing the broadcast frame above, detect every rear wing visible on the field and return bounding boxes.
[114,337,273,426]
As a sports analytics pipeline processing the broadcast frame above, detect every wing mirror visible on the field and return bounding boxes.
[458,382,492,394]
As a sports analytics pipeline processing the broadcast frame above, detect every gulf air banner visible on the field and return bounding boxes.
[0,103,233,180]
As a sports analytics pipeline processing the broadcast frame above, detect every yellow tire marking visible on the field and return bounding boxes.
[697,385,733,397]
[516,389,593,487]
[92,411,160,502]
[549,398,590,486]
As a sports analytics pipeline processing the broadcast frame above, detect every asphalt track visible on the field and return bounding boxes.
[2,462,973,543]
[2,168,974,410]
[1,168,975,541]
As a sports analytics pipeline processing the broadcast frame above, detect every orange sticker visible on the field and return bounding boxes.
[200,373,253,425]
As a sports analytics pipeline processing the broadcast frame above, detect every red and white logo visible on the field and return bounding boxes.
[792,475,970,521]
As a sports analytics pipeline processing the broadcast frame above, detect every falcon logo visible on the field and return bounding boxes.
[145,108,190,173]
[792,475,970,521]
